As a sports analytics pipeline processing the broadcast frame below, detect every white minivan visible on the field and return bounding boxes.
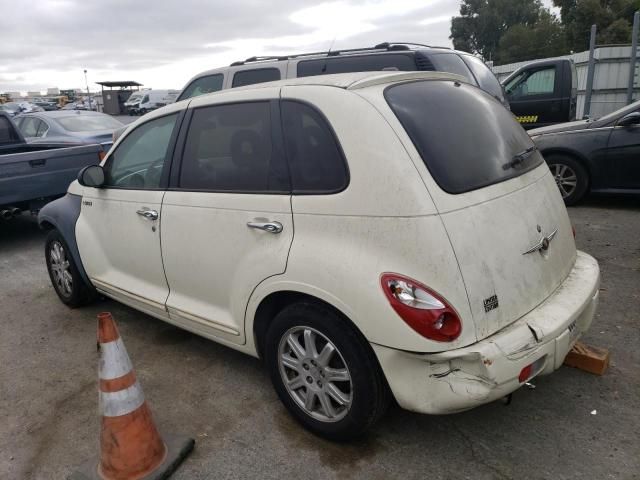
[39,71,599,440]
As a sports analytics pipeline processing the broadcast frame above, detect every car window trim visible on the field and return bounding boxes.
[168,98,291,195]
[279,98,350,195]
[100,110,185,191]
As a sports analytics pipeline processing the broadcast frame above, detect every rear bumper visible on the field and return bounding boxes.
[372,250,600,414]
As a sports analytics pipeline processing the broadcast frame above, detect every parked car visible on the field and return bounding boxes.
[125,90,179,115]
[176,42,508,107]
[39,71,599,440]
[14,111,123,149]
[530,99,640,204]
[0,112,105,218]
[0,102,43,116]
[502,58,577,129]
[33,101,59,111]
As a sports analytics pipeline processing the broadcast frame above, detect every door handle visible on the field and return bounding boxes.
[247,220,283,234]
[136,208,159,221]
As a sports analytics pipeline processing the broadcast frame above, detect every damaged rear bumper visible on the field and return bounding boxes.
[372,251,600,414]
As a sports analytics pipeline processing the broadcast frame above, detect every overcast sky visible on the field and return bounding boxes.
[0,0,559,94]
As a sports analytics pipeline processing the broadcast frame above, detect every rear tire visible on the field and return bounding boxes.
[546,154,589,205]
[45,229,95,307]
[265,301,390,441]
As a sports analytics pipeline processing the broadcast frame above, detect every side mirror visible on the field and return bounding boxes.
[78,165,105,187]
[618,111,640,127]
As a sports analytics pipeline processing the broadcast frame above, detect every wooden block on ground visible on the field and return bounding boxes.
[564,341,610,375]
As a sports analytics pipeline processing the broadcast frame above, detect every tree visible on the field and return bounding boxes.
[498,10,567,63]
[450,0,545,62]
[553,0,640,52]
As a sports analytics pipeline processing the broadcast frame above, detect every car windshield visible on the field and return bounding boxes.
[385,79,541,194]
[56,115,123,132]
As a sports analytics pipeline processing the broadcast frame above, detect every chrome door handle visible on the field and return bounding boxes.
[247,220,283,234]
[136,208,159,221]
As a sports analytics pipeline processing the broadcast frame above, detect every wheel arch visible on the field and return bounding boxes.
[250,287,365,361]
[540,147,592,179]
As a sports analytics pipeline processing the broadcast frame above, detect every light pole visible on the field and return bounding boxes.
[84,69,92,111]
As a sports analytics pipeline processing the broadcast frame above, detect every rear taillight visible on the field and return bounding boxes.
[380,273,461,342]
[572,225,576,238]
[98,150,106,161]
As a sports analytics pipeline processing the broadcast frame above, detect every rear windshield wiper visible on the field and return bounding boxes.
[503,146,537,170]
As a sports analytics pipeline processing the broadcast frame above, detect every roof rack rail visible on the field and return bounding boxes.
[228,42,441,66]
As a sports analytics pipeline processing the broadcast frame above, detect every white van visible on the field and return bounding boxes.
[126,90,180,115]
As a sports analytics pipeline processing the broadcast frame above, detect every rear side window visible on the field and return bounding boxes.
[180,102,289,192]
[281,101,348,193]
[429,53,475,84]
[460,55,505,102]
[297,53,416,77]
[178,74,224,101]
[232,68,281,88]
[385,80,541,194]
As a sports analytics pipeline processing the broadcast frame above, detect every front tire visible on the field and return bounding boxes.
[45,230,95,307]
[265,302,390,440]
[546,154,589,205]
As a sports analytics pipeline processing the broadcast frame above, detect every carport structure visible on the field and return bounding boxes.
[96,80,143,115]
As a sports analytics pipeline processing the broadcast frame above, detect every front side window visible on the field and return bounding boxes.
[386,80,541,194]
[178,74,224,101]
[180,102,288,192]
[281,101,348,193]
[103,113,178,189]
[231,68,281,88]
[506,67,556,98]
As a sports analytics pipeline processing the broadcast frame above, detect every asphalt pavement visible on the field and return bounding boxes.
[1,195,638,480]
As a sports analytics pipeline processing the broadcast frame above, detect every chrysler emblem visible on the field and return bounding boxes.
[523,228,558,255]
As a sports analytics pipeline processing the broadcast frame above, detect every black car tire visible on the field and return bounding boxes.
[265,301,390,441]
[45,229,95,307]
[546,154,589,205]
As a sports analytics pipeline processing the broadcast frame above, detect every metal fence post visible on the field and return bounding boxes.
[627,11,639,104]
[584,24,597,118]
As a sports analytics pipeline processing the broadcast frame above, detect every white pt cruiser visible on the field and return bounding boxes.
[40,71,600,440]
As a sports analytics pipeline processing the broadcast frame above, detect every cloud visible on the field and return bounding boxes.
[1,0,457,94]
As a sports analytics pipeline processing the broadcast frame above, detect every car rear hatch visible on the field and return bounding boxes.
[385,79,577,341]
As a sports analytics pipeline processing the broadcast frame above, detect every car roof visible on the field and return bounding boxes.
[191,71,468,96]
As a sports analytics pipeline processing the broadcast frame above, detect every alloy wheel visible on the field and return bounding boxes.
[550,163,578,199]
[278,326,352,422]
[49,241,73,297]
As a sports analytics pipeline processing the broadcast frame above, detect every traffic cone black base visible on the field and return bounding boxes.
[68,433,195,480]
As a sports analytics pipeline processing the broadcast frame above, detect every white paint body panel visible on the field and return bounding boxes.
[70,72,601,416]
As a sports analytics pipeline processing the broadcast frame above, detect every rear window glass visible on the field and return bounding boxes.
[57,115,123,132]
[297,53,416,77]
[178,74,224,101]
[385,80,541,194]
[232,68,281,88]
[429,53,475,84]
[460,55,505,102]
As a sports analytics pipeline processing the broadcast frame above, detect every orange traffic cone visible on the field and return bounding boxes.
[69,312,194,480]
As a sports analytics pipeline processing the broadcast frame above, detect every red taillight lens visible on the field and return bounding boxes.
[518,364,533,383]
[380,273,461,342]
[572,225,576,238]
[98,150,106,161]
